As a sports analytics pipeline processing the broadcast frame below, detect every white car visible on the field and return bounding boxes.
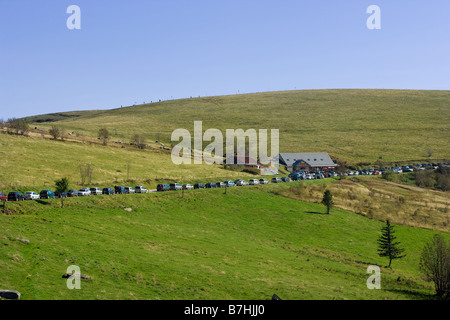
[89,187,102,195]
[78,188,91,196]
[182,184,194,190]
[24,191,40,200]
[124,187,135,194]
[249,179,260,185]
[135,186,147,193]
[259,179,269,184]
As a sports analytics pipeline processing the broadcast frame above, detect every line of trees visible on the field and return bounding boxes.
[2,118,30,136]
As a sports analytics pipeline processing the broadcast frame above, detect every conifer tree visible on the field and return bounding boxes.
[377,220,406,267]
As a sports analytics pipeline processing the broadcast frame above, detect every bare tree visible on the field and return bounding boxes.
[419,234,450,298]
[79,163,93,186]
[49,126,62,140]
[133,134,146,149]
[98,128,110,146]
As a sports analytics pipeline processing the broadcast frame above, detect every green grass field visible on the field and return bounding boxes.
[1,89,448,300]
[24,89,450,165]
[1,181,448,300]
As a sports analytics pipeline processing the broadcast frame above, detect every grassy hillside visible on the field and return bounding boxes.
[0,133,253,190]
[24,89,450,165]
[274,176,450,232]
[1,181,448,300]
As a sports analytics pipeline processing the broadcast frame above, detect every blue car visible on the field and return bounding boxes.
[102,188,115,195]
[223,181,235,187]
[205,182,217,188]
[39,190,55,199]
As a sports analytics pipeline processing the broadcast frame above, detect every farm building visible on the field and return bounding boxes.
[224,155,259,168]
[279,153,337,172]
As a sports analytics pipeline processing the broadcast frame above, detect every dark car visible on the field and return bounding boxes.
[0,192,7,201]
[8,192,24,201]
[114,186,126,194]
[67,189,79,197]
[157,184,169,192]
[54,191,67,198]
[205,182,217,188]
[194,183,205,189]
[39,190,55,199]
[102,188,114,195]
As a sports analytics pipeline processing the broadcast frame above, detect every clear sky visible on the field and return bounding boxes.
[0,0,449,119]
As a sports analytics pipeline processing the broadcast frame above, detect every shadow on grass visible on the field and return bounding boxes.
[35,200,51,205]
[385,289,440,300]
[306,211,328,215]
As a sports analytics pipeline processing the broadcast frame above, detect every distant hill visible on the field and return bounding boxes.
[23,89,450,165]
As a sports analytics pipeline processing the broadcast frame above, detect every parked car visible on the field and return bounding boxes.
[102,188,114,195]
[114,186,126,194]
[259,178,269,184]
[24,191,40,200]
[170,183,183,191]
[67,189,79,197]
[249,179,259,185]
[124,187,135,194]
[215,182,226,188]
[135,186,147,193]
[89,187,102,195]
[271,177,282,183]
[54,191,67,198]
[157,184,169,192]
[281,177,291,182]
[205,182,217,188]
[39,190,55,199]
[8,192,24,201]
[0,192,7,201]
[234,179,248,186]
[182,184,194,190]
[223,181,235,187]
[194,183,205,189]
[78,188,91,196]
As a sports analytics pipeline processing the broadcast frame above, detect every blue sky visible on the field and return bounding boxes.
[0,0,449,119]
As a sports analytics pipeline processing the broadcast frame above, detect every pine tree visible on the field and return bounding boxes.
[377,220,406,267]
[321,190,333,214]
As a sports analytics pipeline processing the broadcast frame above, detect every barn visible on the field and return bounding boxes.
[279,153,337,172]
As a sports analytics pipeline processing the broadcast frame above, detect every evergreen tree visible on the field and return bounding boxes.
[377,220,406,267]
[55,177,70,208]
[321,190,333,214]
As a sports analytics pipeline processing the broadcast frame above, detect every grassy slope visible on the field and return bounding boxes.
[26,89,450,165]
[1,181,448,300]
[275,176,450,232]
[0,133,253,190]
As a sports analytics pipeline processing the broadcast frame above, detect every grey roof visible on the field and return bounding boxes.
[279,153,337,168]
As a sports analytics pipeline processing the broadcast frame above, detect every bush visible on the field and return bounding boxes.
[419,234,450,298]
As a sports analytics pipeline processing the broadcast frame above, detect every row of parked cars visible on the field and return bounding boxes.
[2,163,445,201]
[155,177,291,192]
[0,185,149,201]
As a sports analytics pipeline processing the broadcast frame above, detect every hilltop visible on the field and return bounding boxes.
[22,89,450,165]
